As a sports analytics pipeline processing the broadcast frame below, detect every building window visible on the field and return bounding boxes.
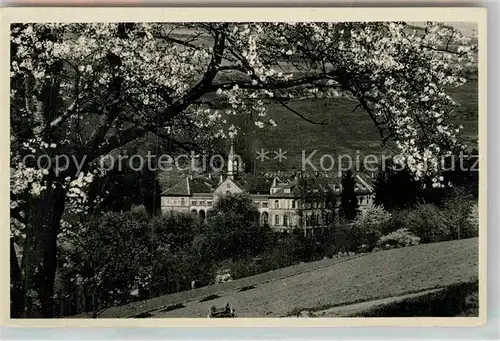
[263,202,268,208]
[181,198,185,206]
[261,212,269,225]
[275,200,279,209]
[200,201,206,206]
[284,188,290,193]
[306,215,311,227]
[283,215,288,226]
[292,200,296,209]
[191,200,196,206]
[274,215,280,225]
[207,201,212,206]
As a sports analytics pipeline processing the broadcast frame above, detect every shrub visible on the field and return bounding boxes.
[466,203,479,237]
[325,219,362,254]
[377,228,421,250]
[442,197,477,239]
[257,233,300,270]
[354,204,392,251]
[395,204,451,244]
[355,204,392,228]
[388,195,478,244]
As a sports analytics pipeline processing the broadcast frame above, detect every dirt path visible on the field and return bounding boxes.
[311,288,444,317]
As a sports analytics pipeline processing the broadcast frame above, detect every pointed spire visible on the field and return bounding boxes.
[227,140,236,179]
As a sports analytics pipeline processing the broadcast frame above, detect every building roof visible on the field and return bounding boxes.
[189,177,214,194]
[161,172,375,197]
[162,177,190,196]
[234,175,272,195]
[161,175,220,196]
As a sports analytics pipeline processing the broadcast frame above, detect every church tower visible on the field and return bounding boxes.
[227,142,239,180]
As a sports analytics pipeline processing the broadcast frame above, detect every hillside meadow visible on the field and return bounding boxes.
[235,80,479,173]
[76,238,477,318]
[150,238,477,317]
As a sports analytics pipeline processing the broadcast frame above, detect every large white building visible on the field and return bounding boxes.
[161,145,374,233]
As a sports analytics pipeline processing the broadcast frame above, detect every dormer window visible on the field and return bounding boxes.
[284,188,290,194]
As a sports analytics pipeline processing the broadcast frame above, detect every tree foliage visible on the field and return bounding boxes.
[374,150,479,210]
[195,193,273,262]
[340,170,358,220]
[56,207,151,316]
[374,161,423,210]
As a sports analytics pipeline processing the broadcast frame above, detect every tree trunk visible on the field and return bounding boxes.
[10,238,25,318]
[23,185,66,317]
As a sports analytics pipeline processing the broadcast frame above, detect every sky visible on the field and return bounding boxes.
[447,22,477,36]
[410,21,478,37]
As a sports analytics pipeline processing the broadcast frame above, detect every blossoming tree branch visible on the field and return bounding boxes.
[10,22,476,317]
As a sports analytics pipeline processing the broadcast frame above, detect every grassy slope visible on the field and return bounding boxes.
[148,238,477,318]
[76,254,361,318]
[241,80,478,172]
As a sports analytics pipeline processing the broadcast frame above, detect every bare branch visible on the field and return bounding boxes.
[275,99,326,125]
[153,34,205,51]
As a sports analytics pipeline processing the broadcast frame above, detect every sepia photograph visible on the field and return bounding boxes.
[4,8,486,324]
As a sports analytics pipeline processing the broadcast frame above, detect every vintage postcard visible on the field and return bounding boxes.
[0,7,487,327]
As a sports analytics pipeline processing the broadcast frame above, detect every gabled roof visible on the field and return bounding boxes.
[355,174,375,192]
[213,177,245,193]
[161,175,219,196]
[162,177,190,196]
[189,177,214,194]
